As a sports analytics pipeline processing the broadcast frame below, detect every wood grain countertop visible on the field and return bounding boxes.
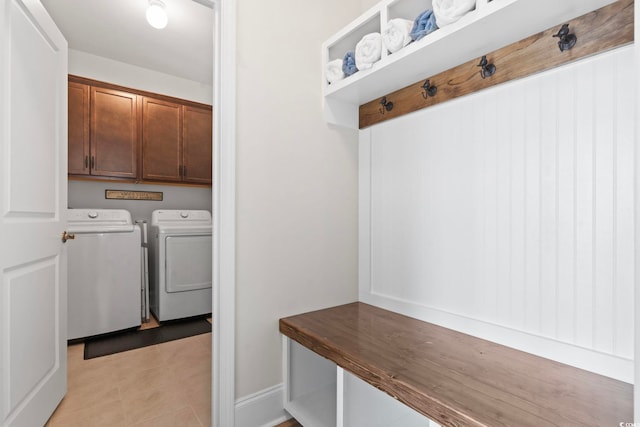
[280,302,632,427]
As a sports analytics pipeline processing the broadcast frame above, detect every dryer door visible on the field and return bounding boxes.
[165,234,212,292]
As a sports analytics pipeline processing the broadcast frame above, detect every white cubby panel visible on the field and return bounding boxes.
[283,337,337,427]
[338,368,440,427]
[386,0,432,23]
[325,6,383,66]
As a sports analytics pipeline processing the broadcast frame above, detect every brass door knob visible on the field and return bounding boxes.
[61,231,75,243]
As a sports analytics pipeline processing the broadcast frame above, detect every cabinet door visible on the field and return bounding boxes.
[90,87,138,178]
[182,105,212,184]
[142,97,182,182]
[68,81,89,175]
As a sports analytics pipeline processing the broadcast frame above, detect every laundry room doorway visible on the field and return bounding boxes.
[35,0,227,425]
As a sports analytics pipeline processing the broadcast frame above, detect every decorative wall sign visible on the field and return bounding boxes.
[105,190,163,201]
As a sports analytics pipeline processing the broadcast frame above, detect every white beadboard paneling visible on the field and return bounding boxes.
[361,45,635,381]
[469,93,486,321]
[538,70,559,339]
[509,82,526,332]
[574,61,596,350]
[556,67,576,345]
[495,85,512,327]
[593,56,616,355]
[480,91,498,320]
[359,129,373,300]
[523,78,542,335]
[614,49,635,360]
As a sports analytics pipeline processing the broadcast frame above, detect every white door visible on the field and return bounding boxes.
[0,0,68,426]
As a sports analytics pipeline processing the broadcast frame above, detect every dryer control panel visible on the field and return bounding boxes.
[151,210,212,227]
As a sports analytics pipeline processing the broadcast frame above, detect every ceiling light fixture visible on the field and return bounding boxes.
[146,0,168,29]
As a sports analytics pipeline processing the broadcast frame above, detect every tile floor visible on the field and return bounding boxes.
[46,319,211,427]
[275,419,301,427]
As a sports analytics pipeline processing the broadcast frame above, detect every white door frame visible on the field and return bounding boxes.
[634,0,639,422]
[212,0,236,426]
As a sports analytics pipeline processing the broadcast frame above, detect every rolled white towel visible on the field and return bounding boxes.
[432,0,476,28]
[326,59,345,84]
[355,32,382,71]
[382,18,413,54]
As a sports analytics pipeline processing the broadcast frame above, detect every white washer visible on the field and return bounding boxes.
[149,210,212,321]
[67,209,142,340]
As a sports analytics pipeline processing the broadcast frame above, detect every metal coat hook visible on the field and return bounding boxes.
[553,24,577,52]
[421,79,437,99]
[379,96,393,115]
[478,55,496,79]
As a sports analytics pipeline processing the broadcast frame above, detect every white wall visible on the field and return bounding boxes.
[69,49,213,104]
[360,45,635,383]
[235,0,362,400]
[67,50,213,225]
[68,181,211,225]
[361,0,379,12]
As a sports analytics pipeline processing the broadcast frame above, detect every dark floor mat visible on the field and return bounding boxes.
[83,317,211,359]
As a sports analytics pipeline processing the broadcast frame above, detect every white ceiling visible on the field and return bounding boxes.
[41,0,214,85]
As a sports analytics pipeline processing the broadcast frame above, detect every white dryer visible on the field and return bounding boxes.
[67,209,142,340]
[149,210,212,321]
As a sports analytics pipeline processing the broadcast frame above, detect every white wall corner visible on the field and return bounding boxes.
[235,384,290,427]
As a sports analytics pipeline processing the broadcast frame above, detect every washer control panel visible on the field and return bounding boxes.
[67,209,134,232]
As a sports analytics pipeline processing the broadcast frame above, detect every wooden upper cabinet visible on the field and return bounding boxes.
[68,82,90,175]
[142,97,182,182]
[67,76,212,185]
[183,105,212,184]
[90,87,138,179]
[143,100,212,184]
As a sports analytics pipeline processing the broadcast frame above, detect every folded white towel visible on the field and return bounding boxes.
[355,32,382,71]
[432,0,476,27]
[382,19,413,54]
[326,59,345,84]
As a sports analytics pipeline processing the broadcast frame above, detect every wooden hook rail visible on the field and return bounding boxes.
[359,0,633,129]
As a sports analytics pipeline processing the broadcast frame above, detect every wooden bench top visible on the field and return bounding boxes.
[279,302,632,427]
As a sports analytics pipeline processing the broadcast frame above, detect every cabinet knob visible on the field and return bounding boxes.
[90,156,95,169]
[84,155,89,169]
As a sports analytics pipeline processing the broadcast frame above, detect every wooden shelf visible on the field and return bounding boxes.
[322,0,617,127]
[280,302,632,427]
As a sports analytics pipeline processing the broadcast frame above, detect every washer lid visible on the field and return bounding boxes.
[67,209,135,233]
[151,210,212,228]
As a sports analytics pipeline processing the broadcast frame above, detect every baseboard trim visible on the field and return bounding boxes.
[235,383,290,427]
